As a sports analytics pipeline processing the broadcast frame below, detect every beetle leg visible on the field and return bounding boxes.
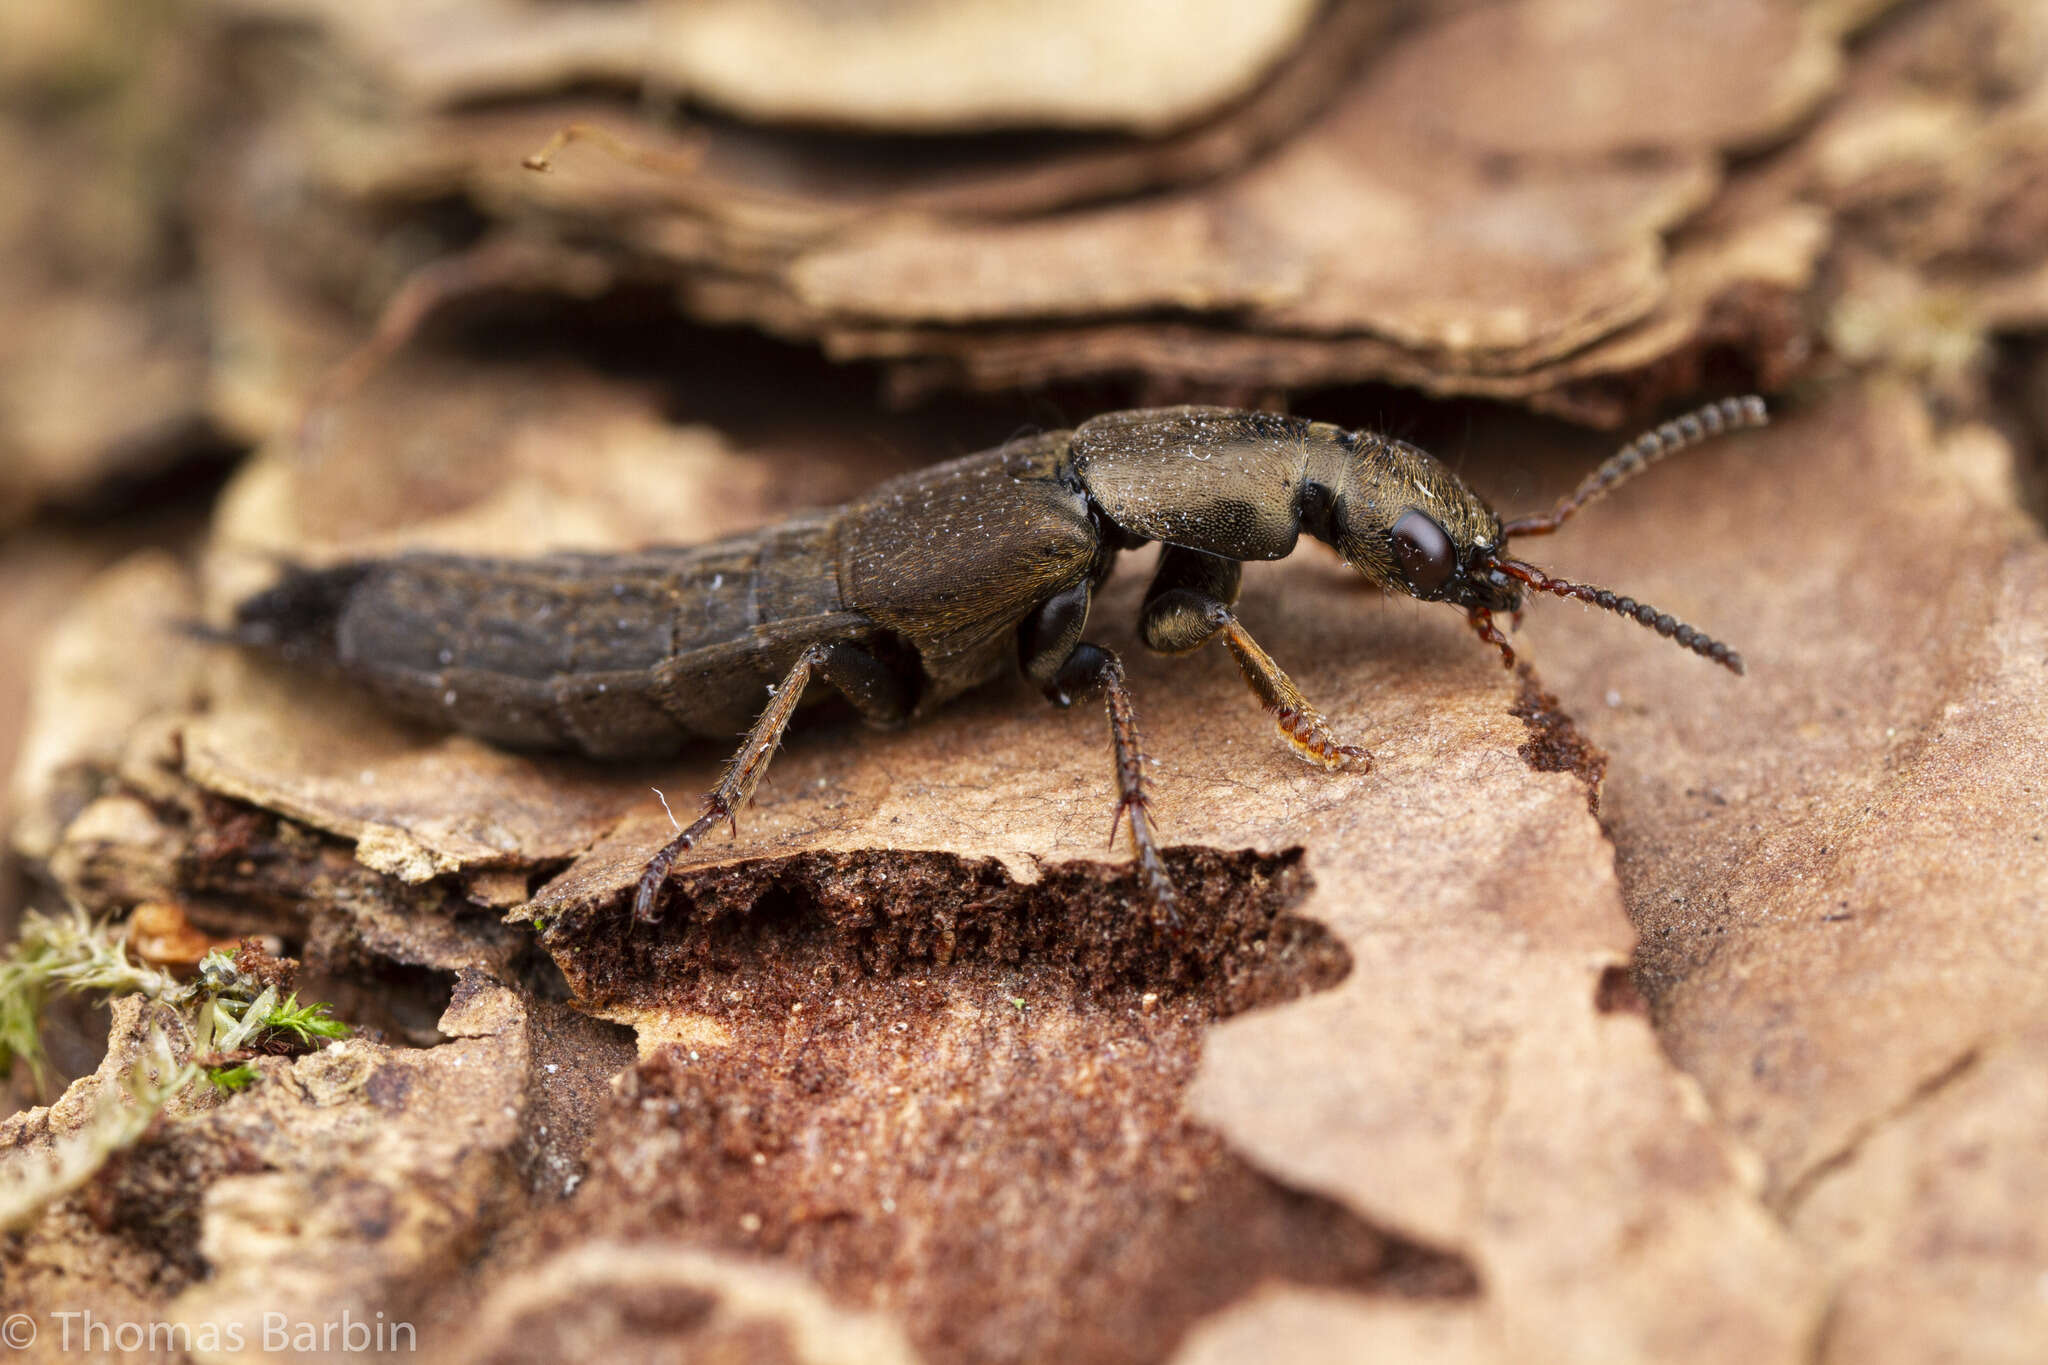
[1139,546,1242,652]
[1020,584,1178,922]
[1211,610,1373,772]
[1466,606,1516,668]
[1018,581,1094,694]
[1046,643,1179,929]
[1139,549,1370,773]
[634,640,910,922]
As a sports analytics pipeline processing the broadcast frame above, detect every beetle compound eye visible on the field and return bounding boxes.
[1391,510,1456,596]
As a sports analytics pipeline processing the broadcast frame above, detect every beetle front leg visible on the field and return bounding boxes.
[1215,613,1373,772]
[1140,548,1371,773]
[635,640,910,922]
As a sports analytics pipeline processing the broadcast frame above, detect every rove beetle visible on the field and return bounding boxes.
[232,396,1768,925]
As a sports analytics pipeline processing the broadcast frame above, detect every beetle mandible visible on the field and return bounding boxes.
[231,397,1768,925]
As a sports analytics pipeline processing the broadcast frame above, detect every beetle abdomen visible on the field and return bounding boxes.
[232,522,866,758]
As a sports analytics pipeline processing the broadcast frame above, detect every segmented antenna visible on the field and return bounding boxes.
[1494,559,1743,674]
[1502,396,1768,538]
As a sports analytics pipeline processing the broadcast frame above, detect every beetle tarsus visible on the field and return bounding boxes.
[1109,790,1178,928]
[1467,607,1516,668]
[633,799,727,922]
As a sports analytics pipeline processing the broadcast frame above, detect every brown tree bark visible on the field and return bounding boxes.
[4,2,2046,1361]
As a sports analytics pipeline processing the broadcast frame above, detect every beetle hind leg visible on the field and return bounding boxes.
[634,640,912,923]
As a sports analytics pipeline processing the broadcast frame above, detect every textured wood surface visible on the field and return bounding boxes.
[4,1,2047,1361]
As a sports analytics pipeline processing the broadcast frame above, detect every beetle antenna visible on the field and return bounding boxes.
[1501,396,1768,538]
[1493,559,1743,674]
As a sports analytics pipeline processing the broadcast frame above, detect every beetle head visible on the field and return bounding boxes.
[1322,434,1519,611]
[1326,397,1767,675]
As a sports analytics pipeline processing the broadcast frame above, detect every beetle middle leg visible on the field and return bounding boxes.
[634,640,911,922]
[1020,583,1179,925]
[1140,547,1372,773]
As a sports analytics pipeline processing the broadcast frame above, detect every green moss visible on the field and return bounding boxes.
[259,995,349,1047]
[204,1062,259,1092]
[0,907,181,1090]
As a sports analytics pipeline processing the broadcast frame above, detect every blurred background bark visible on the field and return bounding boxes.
[3,2,2046,1362]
